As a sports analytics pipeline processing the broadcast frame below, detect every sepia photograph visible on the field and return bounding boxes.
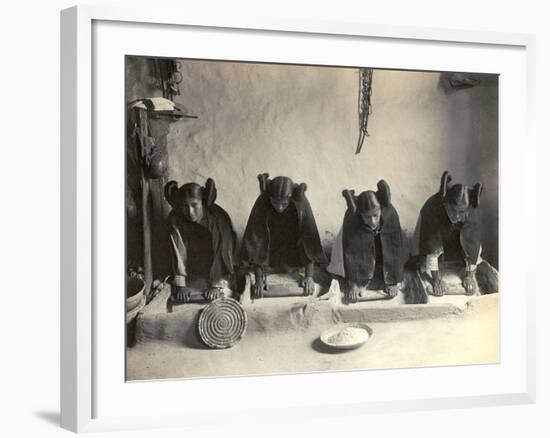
[125,56,499,381]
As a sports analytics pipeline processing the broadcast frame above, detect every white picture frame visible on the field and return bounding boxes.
[60,5,537,433]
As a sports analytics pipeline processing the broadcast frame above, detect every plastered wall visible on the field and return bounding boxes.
[126,57,499,267]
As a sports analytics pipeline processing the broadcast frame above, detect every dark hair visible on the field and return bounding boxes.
[444,184,469,208]
[356,191,381,213]
[268,176,294,199]
[180,183,203,200]
[165,178,217,209]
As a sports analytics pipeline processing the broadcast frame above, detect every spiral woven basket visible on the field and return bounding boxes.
[198,297,248,349]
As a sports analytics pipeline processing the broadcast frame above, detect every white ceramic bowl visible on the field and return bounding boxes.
[320,322,373,350]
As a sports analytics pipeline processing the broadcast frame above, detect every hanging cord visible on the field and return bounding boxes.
[356,68,373,154]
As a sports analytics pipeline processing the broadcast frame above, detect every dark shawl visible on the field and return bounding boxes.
[167,204,237,281]
[342,204,404,285]
[418,193,481,265]
[240,192,327,267]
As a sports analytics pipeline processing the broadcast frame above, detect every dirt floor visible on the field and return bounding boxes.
[126,294,499,381]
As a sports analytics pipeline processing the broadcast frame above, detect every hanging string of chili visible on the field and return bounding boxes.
[356,68,373,154]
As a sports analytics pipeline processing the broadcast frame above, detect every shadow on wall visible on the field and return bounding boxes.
[126,57,499,272]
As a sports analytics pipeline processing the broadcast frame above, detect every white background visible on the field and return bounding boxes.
[0,0,547,437]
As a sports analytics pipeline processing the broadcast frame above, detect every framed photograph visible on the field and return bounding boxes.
[61,5,536,433]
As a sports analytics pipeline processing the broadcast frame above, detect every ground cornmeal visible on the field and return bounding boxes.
[328,327,369,345]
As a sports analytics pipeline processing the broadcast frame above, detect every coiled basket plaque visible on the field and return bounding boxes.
[198,297,247,349]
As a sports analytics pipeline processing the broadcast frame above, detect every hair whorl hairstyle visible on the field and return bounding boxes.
[342,189,357,213]
[376,179,391,207]
[164,178,218,208]
[357,191,381,213]
[258,173,270,194]
[268,176,294,199]
[439,171,453,199]
[164,180,179,208]
[469,183,482,208]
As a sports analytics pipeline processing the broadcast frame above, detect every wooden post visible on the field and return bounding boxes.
[137,109,153,297]
[141,172,153,297]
